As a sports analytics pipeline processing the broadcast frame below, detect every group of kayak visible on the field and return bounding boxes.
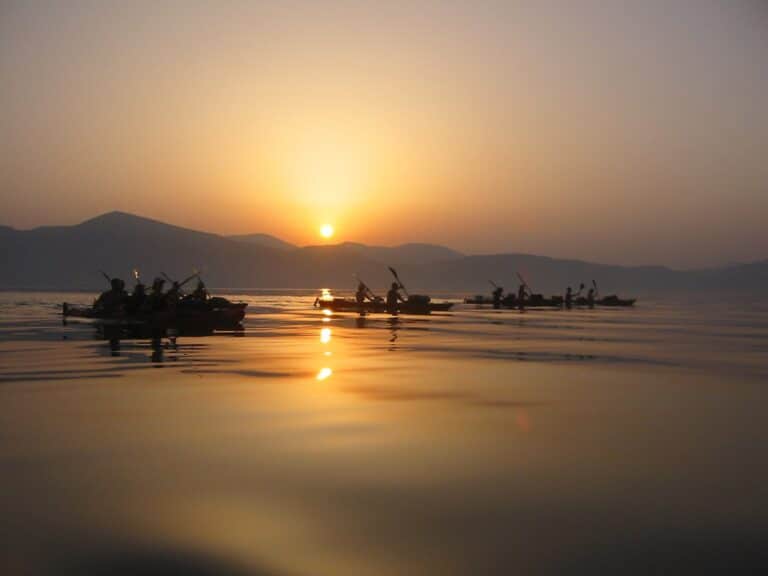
[465,280,636,309]
[314,267,455,315]
[315,268,636,315]
[63,268,636,332]
[62,271,247,330]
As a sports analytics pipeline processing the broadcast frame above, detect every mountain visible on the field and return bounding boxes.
[302,242,464,267]
[0,211,765,293]
[229,233,296,251]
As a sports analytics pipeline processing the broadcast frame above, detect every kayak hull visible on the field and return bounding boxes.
[464,295,563,308]
[318,298,453,315]
[464,295,636,308]
[62,301,247,329]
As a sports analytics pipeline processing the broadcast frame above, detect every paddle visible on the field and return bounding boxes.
[99,270,112,284]
[388,266,410,298]
[489,280,499,289]
[516,272,531,294]
[592,279,599,298]
[353,273,378,300]
[178,272,199,289]
[162,271,199,289]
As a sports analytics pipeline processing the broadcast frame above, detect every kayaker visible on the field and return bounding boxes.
[517,283,528,311]
[93,278,127,314]
[355,281,373,305]
[149,278,166,311]
[164,281,182,312]
[94,277,127,314]
[492,286,504,309]
[565,286,573,308]
[125,282,147,315]
[386,282,405,314]
[586,287,596,308]
[191,279,209,301]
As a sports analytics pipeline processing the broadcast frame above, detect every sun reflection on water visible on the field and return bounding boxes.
[316,367,333,381]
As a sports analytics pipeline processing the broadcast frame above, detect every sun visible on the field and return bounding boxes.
[320,224,334,239]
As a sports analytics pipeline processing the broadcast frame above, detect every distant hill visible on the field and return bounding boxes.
[0,211,765,294]
[302,241,464,267]
[229,233,296,251]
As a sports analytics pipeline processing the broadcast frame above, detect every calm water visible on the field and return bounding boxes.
[1,291,767,575]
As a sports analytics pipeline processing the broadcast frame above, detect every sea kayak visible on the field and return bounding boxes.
[465,294,636,308]
[464,294,563,308]
[62,298,247,328]
[572,296,636,307]
[317,297,453,315]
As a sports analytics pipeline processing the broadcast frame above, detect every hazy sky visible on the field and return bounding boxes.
[1,0,766,268]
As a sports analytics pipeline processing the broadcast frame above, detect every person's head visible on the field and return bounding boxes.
[110,278,121,291]
[567,286,572,293]
[391,282,399,290]
[152,278,164,290]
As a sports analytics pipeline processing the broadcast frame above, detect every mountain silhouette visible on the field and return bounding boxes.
[0,211,765,293]
[229,233,297,251]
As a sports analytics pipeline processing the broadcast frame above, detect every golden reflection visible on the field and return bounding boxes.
[323,309,332,317]
[316,367,333,381]
[320,327,332,344]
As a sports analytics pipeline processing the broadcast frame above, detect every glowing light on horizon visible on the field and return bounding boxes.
[320,224,334,239]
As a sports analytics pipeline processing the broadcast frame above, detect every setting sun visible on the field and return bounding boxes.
[320,224,334,239]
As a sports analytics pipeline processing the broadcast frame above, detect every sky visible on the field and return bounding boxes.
[0,0,766,268]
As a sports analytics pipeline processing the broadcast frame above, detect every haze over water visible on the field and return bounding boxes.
[2,292,767,574]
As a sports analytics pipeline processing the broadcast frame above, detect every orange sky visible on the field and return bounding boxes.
[1,0,767,268]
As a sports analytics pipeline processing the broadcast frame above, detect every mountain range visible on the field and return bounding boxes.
[1,211,765,294]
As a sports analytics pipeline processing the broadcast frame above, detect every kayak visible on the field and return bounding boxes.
[572,296,636,307]
[465,294,636,308]
[317,297,453,315]
[464,294,563,308]
[62,298,247,329]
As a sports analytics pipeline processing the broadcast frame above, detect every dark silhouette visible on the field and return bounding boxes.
[149,277,166,311]
[517,283,528,311]
[386,282,405,314]
[2,211,767,293]
[565,286,573,309]
[492,285,504,309]
[587,287,596,308]
[125,282,146,315]
[191,278,209,301]
[94,277,127,314]
[355,280,376,306]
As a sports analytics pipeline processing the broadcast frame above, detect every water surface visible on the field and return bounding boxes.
[1,291,767,574]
